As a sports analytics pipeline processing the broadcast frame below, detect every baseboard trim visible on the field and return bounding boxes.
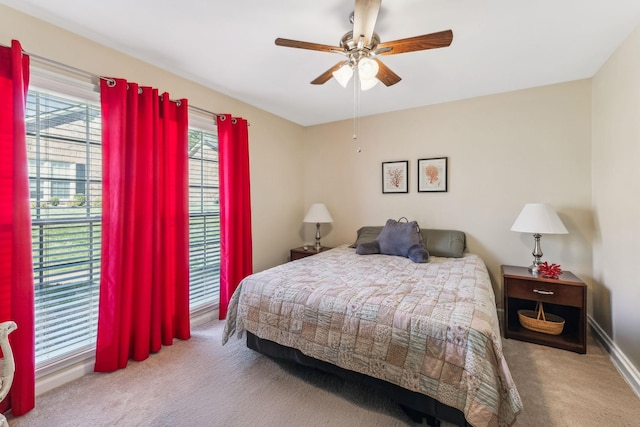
[191,304,218,327]
[588,315,640,399]
[36,356,95,396]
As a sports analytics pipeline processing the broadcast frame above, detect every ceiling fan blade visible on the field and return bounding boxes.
[311,62,346,85]
[275,38,339,53]
[373,59,401,87]
[353,0,382,46]
[377,30,453,55]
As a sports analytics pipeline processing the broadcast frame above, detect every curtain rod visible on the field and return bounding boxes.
[2,42,223,121]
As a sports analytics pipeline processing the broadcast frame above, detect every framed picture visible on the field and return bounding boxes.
[418,157,448,192]
[382,161,408,193]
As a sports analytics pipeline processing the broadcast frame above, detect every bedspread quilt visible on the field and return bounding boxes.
[223,245,522,427]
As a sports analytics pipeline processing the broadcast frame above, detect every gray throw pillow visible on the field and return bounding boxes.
[355,240,380,255]
[407,243,430,263]
[351,225,466,258]
[350,226,384,248]
[357,219,429,263]
[420,229,466,258]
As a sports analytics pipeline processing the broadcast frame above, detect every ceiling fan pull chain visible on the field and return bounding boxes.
[353,72,362,153]
[353,72,358,141]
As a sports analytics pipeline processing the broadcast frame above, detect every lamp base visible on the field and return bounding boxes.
[314,223,322,252]
[528,233,543,274]
[528,262,541,275]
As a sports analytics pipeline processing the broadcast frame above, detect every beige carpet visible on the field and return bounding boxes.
[7,321,640,427]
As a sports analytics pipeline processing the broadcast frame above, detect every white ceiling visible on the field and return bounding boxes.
[3,0,640,126]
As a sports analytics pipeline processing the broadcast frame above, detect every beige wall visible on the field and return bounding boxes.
[2,1,638,382]
[592,25,640,371]
[303,80,593,304]
[0,4,306,273]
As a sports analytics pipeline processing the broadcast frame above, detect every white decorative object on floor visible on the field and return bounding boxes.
[0,321,17,427]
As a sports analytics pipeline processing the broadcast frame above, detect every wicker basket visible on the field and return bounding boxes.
[518,302,565,335]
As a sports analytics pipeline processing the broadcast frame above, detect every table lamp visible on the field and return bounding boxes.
[303,203,333,251]
[510,203,568,273]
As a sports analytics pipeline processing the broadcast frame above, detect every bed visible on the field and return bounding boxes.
[222,227,522,427]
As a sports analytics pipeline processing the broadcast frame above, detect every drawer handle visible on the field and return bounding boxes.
[533,289,554,296]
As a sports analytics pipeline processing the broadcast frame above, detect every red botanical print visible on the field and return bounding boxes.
[387,167,404,188]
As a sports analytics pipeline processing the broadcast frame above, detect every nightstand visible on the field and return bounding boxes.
[502,265,587,354]
[290,246,332,261]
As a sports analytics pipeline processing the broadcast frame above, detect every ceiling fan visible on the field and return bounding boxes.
[275,0,453,90]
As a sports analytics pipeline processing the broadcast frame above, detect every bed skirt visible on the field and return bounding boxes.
[246,332,471,427]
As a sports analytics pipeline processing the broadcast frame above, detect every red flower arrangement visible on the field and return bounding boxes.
[538,262,562,279]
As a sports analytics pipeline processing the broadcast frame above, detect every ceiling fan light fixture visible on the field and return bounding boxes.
[332,63,354,88]
[357,57,379,80]
[360,76,379,91]
[275,1,454,91]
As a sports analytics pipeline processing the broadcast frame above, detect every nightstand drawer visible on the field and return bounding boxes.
[506,278,582,307]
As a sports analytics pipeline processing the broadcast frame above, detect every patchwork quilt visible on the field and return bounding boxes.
[223,245,522,427]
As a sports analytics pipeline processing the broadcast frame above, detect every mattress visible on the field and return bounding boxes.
[223,244,522,426]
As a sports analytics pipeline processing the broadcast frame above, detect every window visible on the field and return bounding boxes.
[188,125,220,311]
[28,71,221,369]
[27,88,103,366]
[49,162,75,200]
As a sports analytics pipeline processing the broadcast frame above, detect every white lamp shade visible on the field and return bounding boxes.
[303,203,333,224]
[360,76,379,91]
[511,203,568,234]
[332,63,353,88]
[358,57,379,80]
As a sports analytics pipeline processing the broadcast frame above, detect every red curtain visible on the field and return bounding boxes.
[0,40,35,416]
[217,115,252,319]
[95,78,190,372]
